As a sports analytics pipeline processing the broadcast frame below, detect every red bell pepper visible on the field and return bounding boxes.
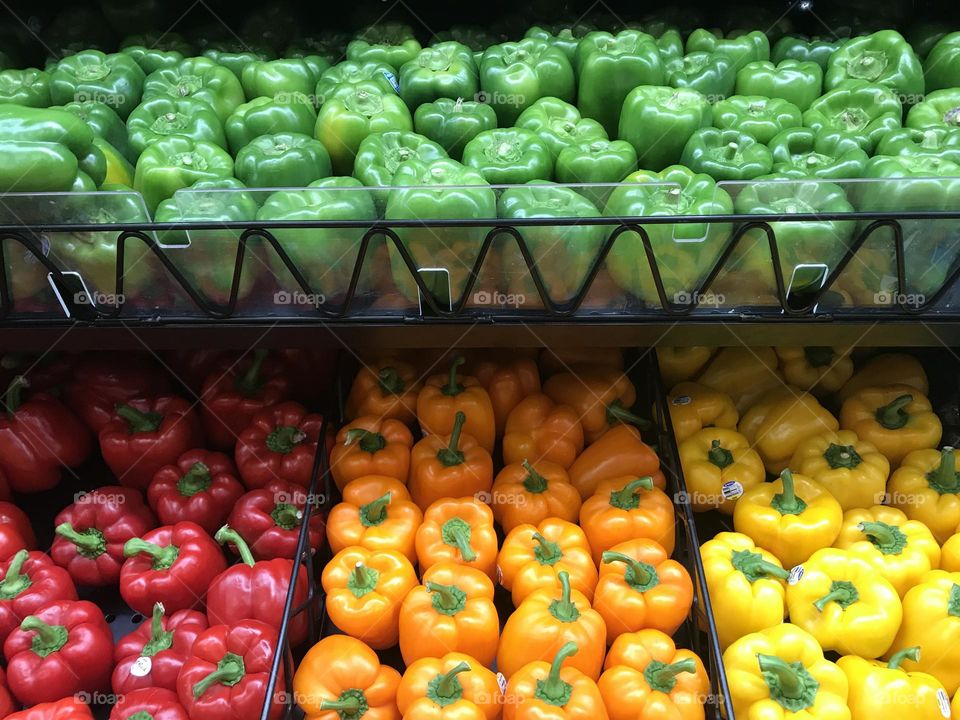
[147,450,245,535]
[176,620,284,720]
[99,397,204,490]
[277,349,337,407]
[0,550,78,647]
[109,687,190,720]
[6,696,94,719]
[207,526,308,645]
[3,599,113,707]
[0,376,92,494]
[52,486,156,587]
[0,467,12,502]
[64,354,173,432]
[0,665,17,717]
[162,349,230,395]
[200,350,292,450]
[0,502,36,549]
[226,480,324,560]
[1,353,75,394]
[235,402,322,489]
[120,521,227,615]
[112,602,208,695]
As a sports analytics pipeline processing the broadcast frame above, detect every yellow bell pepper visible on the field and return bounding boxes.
[678,428,764,514]
[953,687,960,719]
[942,532,960,573]
[887,569,960,695]
[723,623,850,720]
[665,382,738,444]
[839,353,929,403]
[776,346,854,395]
[833,506,940,598]
[788,430,889,511]
[840,385,942,467]
[697,346,786,413]
[888,447,960,544]
[657,346,714,389]
[739,389,839,474]
[733,469,843,570]
[786,547,902,658]
[838,647,951,720]
[700,532,789,650]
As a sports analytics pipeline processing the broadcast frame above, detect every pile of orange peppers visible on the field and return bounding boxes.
[293,348,707,720]
[663,346,960,720]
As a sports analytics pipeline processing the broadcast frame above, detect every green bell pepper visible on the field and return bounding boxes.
[515,97,607,160]
[225,95,317,155]
[575,30,665,137]
[49,50,146,119]
[664,52,736,101]
[346,23,423,72]
[923,32,960,92]
[386,158,497,303]
[413,97,497,160]
[120,45,186,75]
[133,135,234,212]
[498,181,605,302]
[462,128,554,184]
[399,42,478,110]
[735,60,823,111]
[0,140,80,192]
[142,57,245,121]
[619,86,712,172]
[353,130,448,207]
[257,176,377,301]
[202,45,270,80]
[524,23,596,64]
[314,82,414,175]
[121,32,192,56]
[657,30,685,68]
[768,128,869,179]
[876,126,960,164]
[235,132,331,188]
[713,95,803,144]
[0,69,51,106]
[241,57,330,102]
[316,60,399,105]
[603,165,734,304]
[825,31,924,100]
[433,25,505,65]
[906,89,960,129]
[480,38,576,126]
[906,21,950,61]
[685,29,770,71]
[679,127,773,181]
[60,100,132,164]
[126,96,228,157]
[555,139,638,208]
[771,35,846,71]
[802,81,903,153]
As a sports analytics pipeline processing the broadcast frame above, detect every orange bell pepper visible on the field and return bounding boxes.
[408,412,494,511]
[321,546,418,649]
[293,635,402,720]
[567,425,665,499]
[666,381,739,443]
[657,346,715,389]
[397,652,502,720]
[398,562,499,667]
[330,417,414,491]
[467,354,542,435]
[490,460,582,533]
[326,476,423,563]
[579,476,675,564]
[542,368,648,445]
[345,359,421,425]
[503,394,584,469]
[840,385,942,467]
[599,629,710,720]
[415,496,499,579]
[593,538,694,641]
[497,571,607,680]
[539,347,624,377]
[498,519,598,605]
[503,642,608,720]
[417,357,496,453]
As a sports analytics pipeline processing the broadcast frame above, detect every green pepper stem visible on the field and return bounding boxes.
[823,443,862,470]
[345,428,387,454]
[0,550,31,599]
[644,659,697,693]
[426,581,463,612]
[771,469,807,516]
[723,142,739,161]
[116,404,162,433]
[347,562,380,599]
[536,642,578,706]
[440,516,476,561]
[443,356,465,396]
[437,412,467,467]
[20,616,69,657]
[875,394,913,430]
[320,695,364,713]
[378,367,406,395]
[813,580,859,612]
[522,460,548,493]
[708,439,734,469]
[609,477,654,510]
[128,712,156,720]
[55,522,107,557]
[548,571,580,623]
[3,376,27,416]
[178,463,211,497]
[266,426,307,454]
[360,493,392,526]
[757,655,805,700]
[271,502,302,530]
[887,646,920,669]
[141,602,174,657]
[857,521,904,553]
[602,551,657,590]
[730,549,790,582]
[236,349,268,396]
[927,448,959,492]
[123,538,180,570]
[605,400,652,430]
[192,652,246,698]
[532,532,561,564]
[215,525,256,567]
[432,662,470,703]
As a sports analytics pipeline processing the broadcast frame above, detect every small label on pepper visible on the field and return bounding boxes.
[671,395,691,405]
[130,656,152,677]
[788,565,804,585]
[382,70,400,93]
[496,565,503,584]
[937,688,951,717]
[721,481,743,500]
[496,672,507,694]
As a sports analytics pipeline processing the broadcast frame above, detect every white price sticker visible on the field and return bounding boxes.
[788,566,804,585]
[937,688,951,718]
[721,481,744,500]
[496,672,507,694]
[130,656,152,677]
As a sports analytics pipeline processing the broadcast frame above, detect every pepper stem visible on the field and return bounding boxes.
[708,439,734,469]
[757,655,818,712]
[602,551,658,591]
[535,642,578,706]
[192,652,246,698]
[440,516,476,561]
[428,662,470,706]
[271,502,302,530]
[813,580,860,612]
[116,404,162,433]
[609,477,654,510]
[320,689,368,719]
[532,532,561,565]
[644,659,697,694]
[20,616,69,657]
[875,394,913,430]
[378,367,406,395]
[443,356,465,396]
[345,428,387,454]
[266,426,307,454]
[359,493,392,526]
[887,646,920,669]
[177,463,211,497]
[436,412,466,467]
[56,522,108,559]
[141,602,174,657]
[128,713,156,720]
[605,400,652,430]
[3,375,27,416]
[347,562,380,599]
[522,460,549,493]
[730,549,790,582]
[236,349,268,396]
[123,538,180,570]
[215,525,256,566]
[823,443,862,469]
[548,571,580,623]
[857,521,907,555]
[771,470,808,516]
[926,447,959,493]
[0,550,31,600]
[949,583,960,618]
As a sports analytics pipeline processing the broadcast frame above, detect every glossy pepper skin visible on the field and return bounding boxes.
[397,652,502,720]
[241,56,329,101]
[826,31,924,98]
[713,95,803,144]
[98,397,203,491]
[235,401,323,489]
[52,486,156,587]
[876,126,960,164]
[352,130,448,208]
[923,32,960,92]
[618,86,711,171]
[491,460,582,532]
[888,447,960,543]
[126,96,228,158]
[723,623,850,720]
[417,357,496,453]
[7,697,94,719]
[498,572,606,680]
[142,57,245,121]
[109,687,189,720]
[466,354,541,435]
[504,642,608,720]
[0,377,92,493]
[697,347,784,414]
[3,599,114,707]
[777,346,854,395]
[666,382,738,443]
[321,546,417,649]
[327,476,420,562]
[347,24,422,72]
[293,635,401,720]
[734,470,843,570]
[462,127,554,184]
[769,127,870,179]
[543,368,646,446]
[60,99,132,164]
[515,97,606,160]
[315,60,399,105]
[0,551,78,648]
[679,428,765,514]
[525,23,596,64]
[414,97,497,161]
[788,430,889,511]
[773,35,845,71]
[680,127,773,180]
[202,46,268,80]
[49,50,145,118]
[839,648,948,720]
[787,547,902,658]
[345,359,421,425]
[408,412,493,511]
[120,521,227,615]
[0,68,51,106]
[133,135,234,212]
[224,95,317,155]
[504,394,584,470]
[399,42,479,110]
[802,81,903,153]
[227,480,323,561]
[554,139,637,205]
[568,424,665,498]
[841,386,942,467]
[685,29,770,72]
[415,497,498,579]
[0,502,35,551]
[480,38,575,126]
[330,417,413,490]
[177,620,283,720]
[664,52,736,99]
[598,629,709,720]
[147,450,243,535]
[235,132,332,188]
[736,59,823,111]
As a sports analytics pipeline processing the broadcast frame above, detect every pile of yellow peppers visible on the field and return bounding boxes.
[663,346,960,720]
